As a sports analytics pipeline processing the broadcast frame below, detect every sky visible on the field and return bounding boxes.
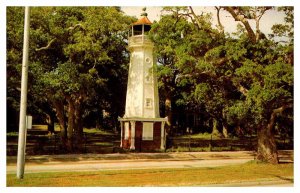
[121,6,286,37]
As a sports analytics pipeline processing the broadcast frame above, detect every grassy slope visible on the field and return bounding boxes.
[7,162,293,187]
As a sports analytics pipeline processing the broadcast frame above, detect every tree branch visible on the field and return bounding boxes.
[35,38,56,51]
[237,83,249,96]
[215,6,224,34]
[255,7,272,41]
[222,7,257,43]
[68,23,84,31]
[174,71,214,83]
[268,103,293,131]
[188,6,202,30]
[273,103,293,114]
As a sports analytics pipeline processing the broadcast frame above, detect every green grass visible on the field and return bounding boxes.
[92,142,113,146]
[83,128,115,135]
[175,132,235,140]
[6,132,19,137]
[7,162,293,187]
[166,146,243,152]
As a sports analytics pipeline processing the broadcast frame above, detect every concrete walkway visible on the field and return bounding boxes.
[7,151,256,173]
[7,158,252,174]
[7,151,293,174]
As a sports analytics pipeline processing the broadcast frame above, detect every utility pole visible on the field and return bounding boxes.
[17,6,30,179]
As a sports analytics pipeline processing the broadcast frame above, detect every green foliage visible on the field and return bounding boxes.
[271,7,294,40]
[225,101,249,125]
[194,83,210,102]
[151,6,293,143]
[6,7,135,139]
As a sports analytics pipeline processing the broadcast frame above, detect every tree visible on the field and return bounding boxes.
[190,6,293,163]
[151,6,293,163]
[151,7,231,136]
[7,7,134,152]
[149,9,191,131]
[7,7,24,132]
[218,6,293,163]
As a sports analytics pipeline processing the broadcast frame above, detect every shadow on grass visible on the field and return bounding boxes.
[274,175,294,183]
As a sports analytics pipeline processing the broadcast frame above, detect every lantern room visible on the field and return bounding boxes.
[130,16,152,36]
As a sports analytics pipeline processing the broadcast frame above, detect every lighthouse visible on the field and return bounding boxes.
[119,10,167,151]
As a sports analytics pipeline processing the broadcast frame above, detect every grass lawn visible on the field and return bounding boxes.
[7,162,293,187]
[83,128,116,135]
[175,132,223,140]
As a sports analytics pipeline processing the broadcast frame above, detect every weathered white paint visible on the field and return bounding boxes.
[124,35,160,118]
[160,121,166,150]
[120,121,123,147]
[142,122,154,140]
[130,121,136,150]
[124,122,129,140]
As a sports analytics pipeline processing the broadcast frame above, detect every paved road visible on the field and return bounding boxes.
[7,158,251,174]
[7,151,258,174]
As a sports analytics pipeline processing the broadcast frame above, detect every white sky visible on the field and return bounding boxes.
[121,6,286,36]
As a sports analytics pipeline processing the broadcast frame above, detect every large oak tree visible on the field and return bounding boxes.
[7,7,134,152]
[150,6,293,163]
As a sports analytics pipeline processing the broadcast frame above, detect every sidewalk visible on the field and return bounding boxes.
[7,150,293,165]
[7,151,257,165]
[7,151,257,174]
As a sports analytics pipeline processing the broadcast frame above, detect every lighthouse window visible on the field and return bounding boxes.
[145,98,152,108]
[142,122,153,140]
[145,69,153,83]
[145,74,152,83]
[145,57,151,63]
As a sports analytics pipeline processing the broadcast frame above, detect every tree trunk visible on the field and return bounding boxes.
[46,113,55,133]
[95,107,103,130]
[257,126,278,164]
[222,111,229,138]
[67,97,75,152]
[256,113,279,164]
[256,104,292,164]
[165,96,172,133]
[222,123,229,138]
[95,119,100,130]
[52,100,67,149]
[212,118,222,137]
[235,125,244,137]
[73,98,83,152]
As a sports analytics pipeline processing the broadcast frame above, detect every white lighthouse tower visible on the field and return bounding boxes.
[119,10,167,151]
[124,14,159,118]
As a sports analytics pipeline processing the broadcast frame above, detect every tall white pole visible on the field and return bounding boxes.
[17,6,30,179]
